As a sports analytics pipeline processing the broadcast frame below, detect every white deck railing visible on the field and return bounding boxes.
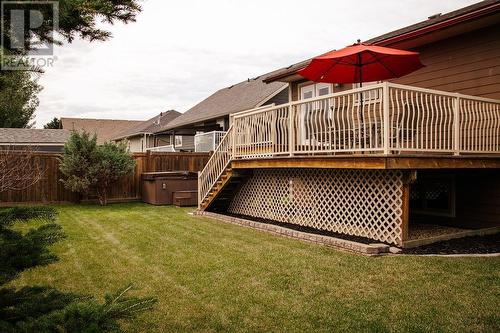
[198,83,499,206]
[232,82,500,157]
[194,131,226,152]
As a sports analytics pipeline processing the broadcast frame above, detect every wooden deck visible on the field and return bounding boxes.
[232,155,500,170]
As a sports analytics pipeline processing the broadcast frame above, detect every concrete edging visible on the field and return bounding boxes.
[195,211,389,256]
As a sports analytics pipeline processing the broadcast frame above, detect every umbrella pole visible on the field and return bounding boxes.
[357,57,365,149]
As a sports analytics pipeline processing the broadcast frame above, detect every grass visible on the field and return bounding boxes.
[9,203,500,332]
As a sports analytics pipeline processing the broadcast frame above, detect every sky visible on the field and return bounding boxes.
[34,0,479,127]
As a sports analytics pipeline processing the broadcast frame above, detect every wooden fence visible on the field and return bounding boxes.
[0,152,210,205]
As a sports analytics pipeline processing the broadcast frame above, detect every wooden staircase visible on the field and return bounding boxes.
[199,165,251,211]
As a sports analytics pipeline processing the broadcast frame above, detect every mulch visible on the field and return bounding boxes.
[402,233,500,255]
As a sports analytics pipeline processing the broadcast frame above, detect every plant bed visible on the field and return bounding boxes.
[402,234,500,255]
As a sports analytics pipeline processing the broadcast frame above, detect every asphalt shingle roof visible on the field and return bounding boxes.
[60,118,144,144]
[113,110,181,140]
[158,72,288,132]
[0,128,71,144]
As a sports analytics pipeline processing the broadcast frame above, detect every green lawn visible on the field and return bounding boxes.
[10,203,500,332]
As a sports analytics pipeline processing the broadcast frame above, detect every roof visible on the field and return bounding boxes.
[264,0,500,83]
[112,110,181,140]
[60,117,144,144]
[0,128,71,145]
[158,71,288,132]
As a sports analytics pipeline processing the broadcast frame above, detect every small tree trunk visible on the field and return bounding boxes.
[97,185,109,206]
[96,187,105,206]
[103,189,108,206]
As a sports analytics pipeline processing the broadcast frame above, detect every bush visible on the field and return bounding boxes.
[94,142,136,206]
[59,132,135,205]
[58,131,99,197]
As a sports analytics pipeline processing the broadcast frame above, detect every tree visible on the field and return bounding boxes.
[0,0,141,127]
[59,131,99,200]
[43,117,61,129]
[0,71,41,128]
[0,0,141,56]
[94,141,136,206]
[0,206,156,332]
[59,131,135,206]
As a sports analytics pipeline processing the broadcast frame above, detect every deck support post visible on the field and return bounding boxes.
[289,104,295,156]
[453,95,461,156]
[400,170,417,246]
[383,82,390,155]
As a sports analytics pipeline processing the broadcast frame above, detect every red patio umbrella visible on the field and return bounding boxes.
[298,41,424,85]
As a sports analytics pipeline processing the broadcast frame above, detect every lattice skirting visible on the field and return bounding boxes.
[228,169,404,245]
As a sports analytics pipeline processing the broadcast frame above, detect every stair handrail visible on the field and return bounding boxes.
[198,125,234,207]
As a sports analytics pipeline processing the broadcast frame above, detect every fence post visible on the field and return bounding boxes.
[383,82,390,155]
[453,95,461,156]
[289,104,294,156]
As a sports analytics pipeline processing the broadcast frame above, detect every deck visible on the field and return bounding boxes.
[197,83,499,246]
[231,154,500,170]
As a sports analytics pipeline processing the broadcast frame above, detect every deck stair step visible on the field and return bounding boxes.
[199,165,252,211]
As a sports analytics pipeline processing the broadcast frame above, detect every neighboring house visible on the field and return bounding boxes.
[61,117,144,144]
[198,0,500,248]
[112,110,183,152]
[155,72,289,151]
[0,128,71,152]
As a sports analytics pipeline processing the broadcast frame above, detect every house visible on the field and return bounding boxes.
[197,0,500,248]
[60,117,144,144]
[0,128,71,152]
[112,110,182,152]
[155,72,289,152]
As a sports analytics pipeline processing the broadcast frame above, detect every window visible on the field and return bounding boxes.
[298,83,332,145]
[410,176,456,217]
[299,83,332,100]
[353,81,382,104]
[175,135,183,147]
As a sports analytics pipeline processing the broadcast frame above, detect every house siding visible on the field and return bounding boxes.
[391,24,500,99]
[177,135,195,151]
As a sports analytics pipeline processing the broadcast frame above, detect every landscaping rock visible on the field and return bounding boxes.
[389,246,403,254]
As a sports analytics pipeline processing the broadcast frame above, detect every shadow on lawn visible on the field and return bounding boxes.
[0,206,156,333]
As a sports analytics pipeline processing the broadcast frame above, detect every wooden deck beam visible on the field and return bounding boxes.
[231,155,500,170]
